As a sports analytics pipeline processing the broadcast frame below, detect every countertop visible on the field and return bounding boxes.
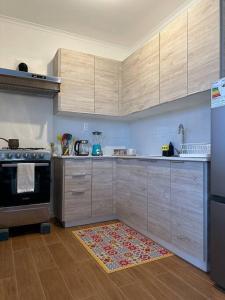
[54,155,210,162]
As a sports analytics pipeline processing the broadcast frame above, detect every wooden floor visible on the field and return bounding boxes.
[0,221,225,300]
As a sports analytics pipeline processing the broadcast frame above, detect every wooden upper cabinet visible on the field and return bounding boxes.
[138,34,160,110]
[54,48,95,114]
[121,50,140,115]
[121,34,160,115]
[188,0,220,94]
[160,12,188,103]
[94,57,120,115]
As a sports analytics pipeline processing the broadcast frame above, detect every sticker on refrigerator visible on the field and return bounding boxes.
[211,78,225,108]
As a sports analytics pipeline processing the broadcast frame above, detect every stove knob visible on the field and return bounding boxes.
[31,153,37,159]
[7,153,13,159]
[23,153,29,159]
[15,152,21,159]
[39,153,45,159]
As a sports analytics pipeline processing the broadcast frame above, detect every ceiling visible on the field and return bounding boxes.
[0,0,192,48]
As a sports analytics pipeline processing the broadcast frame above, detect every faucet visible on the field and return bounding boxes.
[178,123,185,145]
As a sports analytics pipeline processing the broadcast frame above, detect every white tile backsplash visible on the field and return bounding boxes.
[0,92,210,154]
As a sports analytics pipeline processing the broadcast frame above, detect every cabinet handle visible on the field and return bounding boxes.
[71,173,87,177]
[71,190,86,195]
[171,161,185,164]
[177,235,188,241]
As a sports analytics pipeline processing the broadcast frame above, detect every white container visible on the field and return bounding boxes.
[127,148,137,156]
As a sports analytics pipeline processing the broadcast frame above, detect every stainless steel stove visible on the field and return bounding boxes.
[0,148,51,239]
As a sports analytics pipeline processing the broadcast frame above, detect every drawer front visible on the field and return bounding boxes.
[64,159,92,176]
[64,175,91,192]
[64,190,91,221]
[92,158,113,171]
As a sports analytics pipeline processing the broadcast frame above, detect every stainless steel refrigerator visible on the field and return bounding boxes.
[211,78,225,290]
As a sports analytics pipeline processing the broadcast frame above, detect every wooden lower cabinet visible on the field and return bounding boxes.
[148,161,171,243]
[54,157,208,270]
[54,158,115,226]
[116,159,148,232]
[64,190,91,222]
[170,161,205,260]
[92,158,113,217]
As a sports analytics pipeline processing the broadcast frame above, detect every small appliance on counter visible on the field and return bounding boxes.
[92,131,103,156]
[74,140,89,156]
[162,142,174,157]
[0,137,19,149]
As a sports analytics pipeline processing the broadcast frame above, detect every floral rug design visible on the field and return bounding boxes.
[73,222,173,273]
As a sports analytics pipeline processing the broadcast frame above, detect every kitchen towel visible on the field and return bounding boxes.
[17,163,35,193]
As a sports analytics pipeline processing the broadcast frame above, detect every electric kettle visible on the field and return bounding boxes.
[74,140,89,156]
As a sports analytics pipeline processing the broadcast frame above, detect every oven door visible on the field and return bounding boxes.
[0,161,51,207]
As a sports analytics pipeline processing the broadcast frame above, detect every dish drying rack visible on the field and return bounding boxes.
[179,143,211,158]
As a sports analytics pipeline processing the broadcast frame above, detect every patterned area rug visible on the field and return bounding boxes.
[73,222,173,273]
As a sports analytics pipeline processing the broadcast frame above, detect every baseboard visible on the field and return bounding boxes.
[61,215,117,228]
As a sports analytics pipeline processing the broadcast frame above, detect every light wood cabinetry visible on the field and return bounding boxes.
[64,159,92,223]
[54,157,208,270]
[115,159,148,232]
[54,48,95,114]
[160,12,188,103]
[170,161,205,260]
[95,57,120,115]
[138,35,160,111]
[92,158,113,217]
[53,1,222,116]
[188,0,220,94]
[121,51,140,114]
[148,161,171,243]
[115,159,132,221]
[54,158,115,227]
[121,35,160,114]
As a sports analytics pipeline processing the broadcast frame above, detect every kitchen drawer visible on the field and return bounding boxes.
[64,175,91,192]
[64,159,92,176]
[92,158,113,170]
[64,190,91,221]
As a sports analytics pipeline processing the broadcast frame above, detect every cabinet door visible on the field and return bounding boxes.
[115,159,131,221]
[55,49,94,113]
[138,35,160,110]
[188,0,220,94]
[121,51,140,114]
[171,162,204,260]
[95,57,120,115]
[92,159,113,217]
[116,159,148,231]
[128,160,148,232]
[160,12,188,103]
[148,161,171,243]
[63,159,92,222]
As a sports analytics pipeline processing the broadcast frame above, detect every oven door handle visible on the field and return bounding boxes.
[1,163,49,168]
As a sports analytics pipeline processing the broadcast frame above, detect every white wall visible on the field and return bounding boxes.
[0,16,128,74]
[129,98,211,156]
[0,16,211,154]
[0,92,130,150]
[0,16,130,149]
